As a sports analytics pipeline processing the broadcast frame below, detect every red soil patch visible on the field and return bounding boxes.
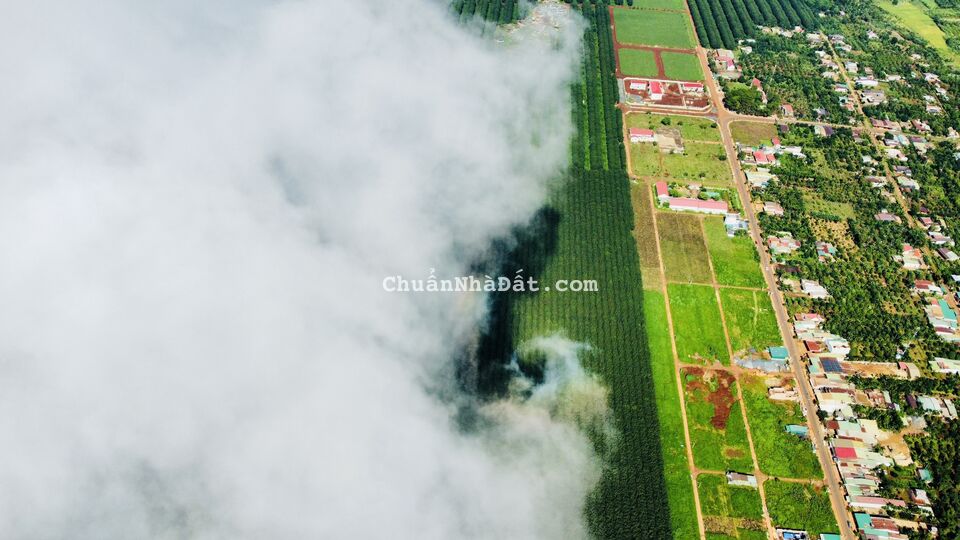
[682,367,737,430]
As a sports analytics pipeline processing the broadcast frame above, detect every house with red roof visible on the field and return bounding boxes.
[629,128,656,143]
[667,197,729,215]
[655,181,670,203]
[649,80,664,101]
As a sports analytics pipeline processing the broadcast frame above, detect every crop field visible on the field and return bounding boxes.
[682,367,753,471]
[618,48,660,78]
[631,184,663,290]
[629,143,662,177]
[662,51,704,81]
[486,4,673,537]
[729,121,777,147]
[612,8,697,48]
[626,114,721,142]
[661,142,732,184]
[657,213,713,283]
[741,375,823,479]
[644,291,701,539]
[703,217,764,288]
[876,0,960,64]
[670,284,729,365]
[687,0,818,49]
[764,480,838,537]
[698,474,763,520]
[451,0,519,24]
[630,0,688,10]
[719,288,781,355]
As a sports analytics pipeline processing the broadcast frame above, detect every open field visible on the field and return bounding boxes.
[631,183,663,290]
[741,375,823,479]
[626,0,687,10]
[662,51,704,81]
[719,288,782,355]
[670,284,729,365]
[802,190,856,220]
[683,367,753,471]
[703,217,765,288]
[662,142,732,185]
[657,213,713,283]
[876,0,960,64]
[644,291,701,540]
[729,121,777,147]
[626,113,721,142]
[612,8,697,48]
[629,143,662,177]
[619,48,660,78]
[698,473,763,520]
[764,480,839,537]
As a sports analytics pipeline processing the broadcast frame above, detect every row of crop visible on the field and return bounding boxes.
[450,0,519,25]
[689,0,818,49]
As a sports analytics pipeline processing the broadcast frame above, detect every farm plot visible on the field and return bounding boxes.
[741,375,823,479]
[764,480,839,538]
[657,213,713,284]
[629,142,663,177]
[612,8,697,48]
[682,367,753,471]
[626,113,721,142]
[631,183,663,290]
[698,473,763,520]
[619,48,660,78]
[644,291,701,540]
[628,0,687,10]
[662,51,704,81]
[719,288,781,355]
[729,121,777,147]
[703,217,764,288]
[661,142,732,185]
[669,284,729,365]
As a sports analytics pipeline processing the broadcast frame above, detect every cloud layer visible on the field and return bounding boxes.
[0,1,596,538]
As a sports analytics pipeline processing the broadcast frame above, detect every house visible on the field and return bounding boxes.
[898,244,925,270]
[867,176,886,189]
[628,79,648,91]
[931,357,960,374]
[724,213,748,236]
[746,168,776,189]
[874,211,901,223]
[918,216,934,229]
[928,230,953,246]
[751,150,777,165]
[814,125,834,137]
[816,241,837,261]
[910,488,931,506]
[767,233,800,255]
[628,128,656,143]
[763,201,785,216]
[768,346,789,360]
[655,181,670,203]
[913,280,943,296]
[725,471,758,488]
[649,80,664,101]
[780,103,794,117]
[682,82,704,93]
[938,247,960,262]
[667,197,728,215]
[802,279,830,299]
[785,424,809,438]
[855,77,879,88]
[898,176,920,191]
[925,297,959,341]
[845,61,859,73]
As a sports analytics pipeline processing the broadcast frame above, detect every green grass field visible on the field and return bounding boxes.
[703,217,765,288]
[802,190,856,220]
[626,113,721,142]
[729,121,777,146]
[669,284,729,364]
[718,288,782,355]
[629,142,662,177]
[631,0,688,10]
[662,142,731,185]
[737,530,768,540]
[619,48,660,77]
[644,291,701,540]
[741,375,823,479]
[658,213,714,284]
[876,0,960,64]
[683,369,753,471]
[613,8,697,48]
[765,480,839,537]
[662,51,704,81]
[698,473,763,519]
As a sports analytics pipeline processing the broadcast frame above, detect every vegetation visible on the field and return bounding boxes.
[764,480,839,537]
[451,0,520,24]
[719,288,782,354]
[670,284,730,364]
[704,218,766,288]
[907,419,960,538]
[626,113,721,142]
[729,121,777,147]
[687,0,818,49]
[658,213,715,283]
[612,7,698,48]
[741,375,823,478]
[662,51,705,81]
[683,368,753,470]
[662,142,733,184]
[698,473,764,519]
[619,48,660,77]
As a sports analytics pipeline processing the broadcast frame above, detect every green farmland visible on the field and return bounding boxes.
[661,142,732,185]
[626,113,721,142]
[764,480,839,537]
[703,217,765,289]
[669,284,729,365]
[698,473,763,520]
[657,213,714,284]
[719,288,781,355]
[682,368,753,471]
[742,376,823,479]
[662,51,704,81]
[619,48,660,77]
[612,7,697,48]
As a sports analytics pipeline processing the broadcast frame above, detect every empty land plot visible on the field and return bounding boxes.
[619,48,660,78]
[629,142,663,177]
[662,142,732,185]
[670,284,729,365]
[764,480,839,538]
[626,113,721,142]
[719,288,782,355]
[729,121,777,147]
[657,213,713,284]
[802,190,855,220]
[741,375,823,479]
[698,473,763,520]
[631,183,663,290]
[682,367,752,471]
[662,51,704,81]
[612,8,696,48]
[703,217,763,288]
[644,291,701,540]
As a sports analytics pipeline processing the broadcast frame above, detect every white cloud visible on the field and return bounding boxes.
[0,1,598,539]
